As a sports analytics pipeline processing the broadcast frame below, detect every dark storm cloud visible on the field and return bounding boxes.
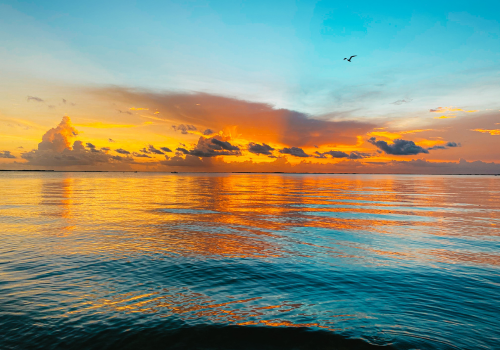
[172,124,197,134]
[211,139,239,151]
[160,147,172,153]
[322,150,349,158]
[0,151,16,158]
[176,147,189,154]
[248,142,275,155]
[314,150,370,159]
[86,142,100,152]
[175,136,241,158]
[348,151,371,159]
[115,148,131,155]
[27,96,44,102]
[314,151,327,158]
[427,141,461,150]
[368,137,429,155]
[148,145,164,155]
[279,147,309,157]
[133,152,152,158]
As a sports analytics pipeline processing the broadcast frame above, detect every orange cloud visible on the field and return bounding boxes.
[434,115,456,119]
[39,116,78,152]
[95,89,375,147]
[472,129,500,135]
[129,107,149,111]
[430,107,477,113]
[367,129,434,140]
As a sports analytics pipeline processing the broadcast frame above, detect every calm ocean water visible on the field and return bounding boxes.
[0,172,499,350]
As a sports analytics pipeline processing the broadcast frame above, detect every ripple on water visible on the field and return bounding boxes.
[0,173,499,350]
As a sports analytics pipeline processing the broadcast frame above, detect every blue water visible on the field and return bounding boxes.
[0,172,499,349]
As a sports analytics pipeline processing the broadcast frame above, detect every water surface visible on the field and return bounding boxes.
[1,172,499,349]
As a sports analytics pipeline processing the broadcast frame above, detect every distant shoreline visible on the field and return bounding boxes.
[0,169,498,175]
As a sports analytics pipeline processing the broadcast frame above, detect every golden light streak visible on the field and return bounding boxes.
[75,122,137,128]
[472,129,500,135]
[434,115,456,119]
[430,106,477,113]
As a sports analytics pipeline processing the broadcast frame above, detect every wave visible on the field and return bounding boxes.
[1,323,395,350]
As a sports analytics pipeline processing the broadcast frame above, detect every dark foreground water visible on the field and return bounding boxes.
[1,172,499,350]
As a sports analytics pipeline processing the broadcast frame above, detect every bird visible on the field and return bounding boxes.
[344,55,357,62]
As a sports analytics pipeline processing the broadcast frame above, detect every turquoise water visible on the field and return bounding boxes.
[0,172,499,349]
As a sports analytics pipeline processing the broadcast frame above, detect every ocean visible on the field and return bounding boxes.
[1,172,499,349]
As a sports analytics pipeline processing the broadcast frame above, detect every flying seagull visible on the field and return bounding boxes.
[344,55,357,62]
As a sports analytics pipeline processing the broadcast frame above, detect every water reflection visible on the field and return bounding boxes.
[0,173,499,350]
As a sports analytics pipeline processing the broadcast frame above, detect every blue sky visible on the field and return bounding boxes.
[2,0,499,116]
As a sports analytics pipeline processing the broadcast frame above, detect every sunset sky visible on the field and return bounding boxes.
[1,0,499,173]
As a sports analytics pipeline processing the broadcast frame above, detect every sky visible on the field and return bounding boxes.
[1,0,500,173]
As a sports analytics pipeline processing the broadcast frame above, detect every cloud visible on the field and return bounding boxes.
[129,107,149,111]
[62,99,67,104]
[211,139,240,151]
[427,141,461,150]
[133,152,152,158]
[320,150,349,158]
[176,147,189,155]
[0,151,16,158]
[430,106,478,113]
[279,147,309,157]
[348,151,371,159]
[109,138,116,142]
[175,136,241,158]
[20,117,133,168]
[115,148,131,154]
[314,150,370,159]
[368,137,429,155]
[161,154,210,167]
[101,147,111,152]
[160,147,172,153]
[117,110,133,115]
[472,129,500,135]
[85,142,100,152]
[203,129,215,135]
[95,88,374,147]
[27,96,44,102]
[147,145,164,155]
[248,142,275,155]
[434,115,456,119]
[172,124,197,134]
[37,116,78,152]
[391,99,412,105]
